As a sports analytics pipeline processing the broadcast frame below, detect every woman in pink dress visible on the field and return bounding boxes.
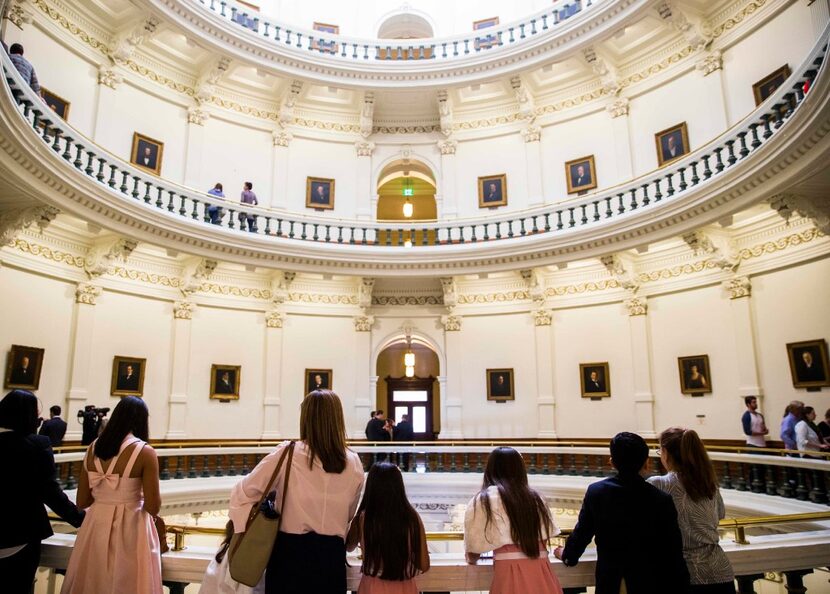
[61,396,162,594]
[346,462,429,593]
[464,447,563,594]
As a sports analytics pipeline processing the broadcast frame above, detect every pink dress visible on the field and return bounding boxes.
[490,543,564,594]
[61,436,163,594]
[358,574,419,594]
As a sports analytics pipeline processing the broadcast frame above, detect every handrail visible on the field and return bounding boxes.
[1,25,827,251]
[191,0,599,64]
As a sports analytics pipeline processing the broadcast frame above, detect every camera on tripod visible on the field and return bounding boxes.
[77,405,110,445]
[77,405,110,419]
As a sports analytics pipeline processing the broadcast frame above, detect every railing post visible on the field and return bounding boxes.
[736,574,763,594]
[784,569,813,594]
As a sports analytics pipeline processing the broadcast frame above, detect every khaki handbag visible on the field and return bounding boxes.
[228,441,295,587]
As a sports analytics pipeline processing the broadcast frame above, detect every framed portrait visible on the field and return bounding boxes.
[305,368,333,394]
[486,368,515,402]
[110,356,146,397]
[312,22,339,53]
[654,122,689,167]
[580,362,610,398]
[130,133,164,175]
[306,177,335,210]
[677,355,712,396]
[478,174,508,208]
[210,364,241,400]
[786,339,830,389]
[41,88,70,120]
[4,345,45,390]
[565,155,598,194]
[753,65,791,106]
[473,17,499,50]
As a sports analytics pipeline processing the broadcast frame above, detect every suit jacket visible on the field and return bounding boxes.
[561,473,689,594]
[9,365,33,385]
[585,380,604,393]
[0,431,84,548]
[367,418,390,441]
[394,420,414,441]
[39,417,67,447]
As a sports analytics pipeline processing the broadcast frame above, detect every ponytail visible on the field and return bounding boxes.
[660,427,718,502]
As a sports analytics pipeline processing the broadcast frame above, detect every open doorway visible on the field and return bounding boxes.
[376,159,437,246]
[376,341,439,439]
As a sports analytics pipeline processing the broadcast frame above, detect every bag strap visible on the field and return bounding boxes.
[245,441,296,527]
[277,440,295,519]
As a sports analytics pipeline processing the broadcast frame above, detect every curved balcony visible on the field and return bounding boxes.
[143,0,644,88]
[0,28,828,276]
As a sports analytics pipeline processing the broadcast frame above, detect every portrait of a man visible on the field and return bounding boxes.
[486,368,515,401]
[305,369,333,394]
[210,365,241,400]
[306,177,335,210]
[580,362,610,398]
[655,123,690,166]
[565,155,598,194]
[130,133,164,175]
[753,65,791,105]
[787,340,830,389]
[4,345,45,390]
[678,355,712,396]
[41,88,69,120]
[478,174,508,208]
[111,356,146,397]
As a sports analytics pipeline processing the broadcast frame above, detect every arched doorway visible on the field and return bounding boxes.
[375,340,439,440]
[376,159,437,246]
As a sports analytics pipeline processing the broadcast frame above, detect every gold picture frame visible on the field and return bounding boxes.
[580,362,610,398]
[4,344,45,390]
[565,155,598,194]
[306,177,335,210]
[41,88,70,120]
[654,122,689,167]
[786,339,830,389]
[678,355,712,396]
[210,364,241,400]
[478,174,508,208]
[130,132,164,175]
[110,356,146,397]
[486,368,515,402]
[753,65,791,106]
[305,369,333,394]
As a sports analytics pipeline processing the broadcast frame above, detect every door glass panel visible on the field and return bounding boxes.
[412,407,426,433]
[394,406,409,424]
[392,390,428,402]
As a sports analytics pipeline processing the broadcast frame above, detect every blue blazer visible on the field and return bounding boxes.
[561,473,690,594]
[39,417,67,446]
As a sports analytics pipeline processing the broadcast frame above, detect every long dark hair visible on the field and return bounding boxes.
[476,447,552,558]
[357,462,422,581]
[94,396,149,460]
[300,390,347,473]
[0,390,39,434]
[659,427,717,502]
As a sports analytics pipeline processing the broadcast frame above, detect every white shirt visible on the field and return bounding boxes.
[746,411,766,447]
[199,552,264,594]
[464,485,559,554]
[229,441,364,539]
[795,420,824,454]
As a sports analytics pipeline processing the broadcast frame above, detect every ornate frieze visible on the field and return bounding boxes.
[6,1,32,28]
[173,300,193,320]
[771,193,830,235]
[180,258,217,296]
[723,276,751,299]
[75,282,101,305]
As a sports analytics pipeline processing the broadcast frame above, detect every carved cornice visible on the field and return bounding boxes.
[0,204,59,244]
[75,282,101,305]
[372,295,443,306]
[173,300,193,319]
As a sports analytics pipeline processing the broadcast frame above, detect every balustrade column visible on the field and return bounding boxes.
[165,301,193,439]
[522,126,544,207]
[533,309,557,437]
[261,309,285,439]
[65,283,102,440]
[270,131,292,210]
[182,109,208,188]
[606,98,633,180]
[437,140,459,219]
[354,142,375,220]
[626,297,656,438]
[441,314,463,438]
[724,277,763,397]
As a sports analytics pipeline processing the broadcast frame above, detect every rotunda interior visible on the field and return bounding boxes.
[0,0,829,591]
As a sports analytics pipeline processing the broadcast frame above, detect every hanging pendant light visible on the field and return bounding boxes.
[404,336,415,377]
[402,177,414,218]
[403,198,414,218]
[405,365,415,378]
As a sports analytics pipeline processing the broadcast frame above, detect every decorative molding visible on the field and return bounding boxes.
[532,308,552,326]
[180,258,217,296]
[75,282,101,305]
[606,97,630,118]
[372,295,443,306]
[278,80,303,128]
[359,91,374,139]
[437,139,457,155]
[187,106,209,126]
[600,254,638,291]
[355,141,375,157]
[657,0,713,52]
[437,90,453,137]
[0,204,59,244]
[441,314,462,332]
[173,300,194,320]
[6,1,32,28]
[458,290,530,304]
[288,292,358,305]
[269,271,295,304]
[358,277,376,311]
[770,193,830,235]
[681,231,739,271]
[723,276,751,299]
[272,129,293,147]
[107,16,160,66]
[695,49,723,76]
[194,57,231,106]
[521,125,542,143]
[440,277,457,311]
[265,309,284,328]
[97,65,123,89]
[353,314,375,332]
[520,269,545,304]
[84,237,137,279]
[623,296,648,316]
[510,76,536,121]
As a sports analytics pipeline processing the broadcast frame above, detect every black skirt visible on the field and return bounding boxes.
[265,531,346,594]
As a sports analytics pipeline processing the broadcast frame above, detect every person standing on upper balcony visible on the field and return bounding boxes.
[239,182,258,232]
[206,183,225,225]
[8,44,42,96]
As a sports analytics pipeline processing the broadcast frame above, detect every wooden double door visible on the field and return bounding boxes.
[384,376,435,440]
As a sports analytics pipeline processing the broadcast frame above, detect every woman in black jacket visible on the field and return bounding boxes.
[0,390,85,593]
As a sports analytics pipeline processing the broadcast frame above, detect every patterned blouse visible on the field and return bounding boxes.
[647,472,734,585]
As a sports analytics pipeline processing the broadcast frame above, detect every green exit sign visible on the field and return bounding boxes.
[402,188,414,196]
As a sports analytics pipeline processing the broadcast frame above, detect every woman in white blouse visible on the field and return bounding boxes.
[229,390,365,594]
[796,406,830,457]
[464,447,563,594]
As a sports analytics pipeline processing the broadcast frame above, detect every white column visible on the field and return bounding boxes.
[354,142,375,220]
[532,309,557,437]
[606,98,634,179]
[625,297,656,438]
[182,110,208,188]
[523,126,544,207]
[724,277,762,397]
[695,51,729,128]
[441,314,463,438]
[270,131,292,210]
[261,309,285,439]
[165,301,194,439]
[64,283,102,441]
[437,140,458,219]
[92,67,122,144]
[352,315,374,438]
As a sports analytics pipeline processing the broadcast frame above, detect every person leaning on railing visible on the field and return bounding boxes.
[207,183,225,225]
[796,406,830,457]
[0,390,85,594]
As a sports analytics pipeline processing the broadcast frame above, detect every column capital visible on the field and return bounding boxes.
[173,300,194,320]
[521,125,542,143]
[97,65,123,89]
[437,139,458,156]
[353,314,375,332]
[441,314,462,331]
[624,296,648,316]
[532,308,552,326]
[265,309,285,328]
[355,141,375,157]
[187,106,210,126]
[273,129,293,147]
[724,276,751,299]
[695,49,723,76]
[7,2,33,29]
[606,97,630,118]
[75,283,102,305]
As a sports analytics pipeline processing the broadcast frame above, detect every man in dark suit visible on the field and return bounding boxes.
[38,405,67,447]
[571,164,592,188]
[797,350,826,383]
[585,369,605,393]
[484,182,501,203]
[9,355,34,385]
[555,432,689,594]
[215,371,235,395]
[490,373,511,398]
[364,410,376,438]
[393,414,415,471]
[119,364,139,391]
[367,410,390,462]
